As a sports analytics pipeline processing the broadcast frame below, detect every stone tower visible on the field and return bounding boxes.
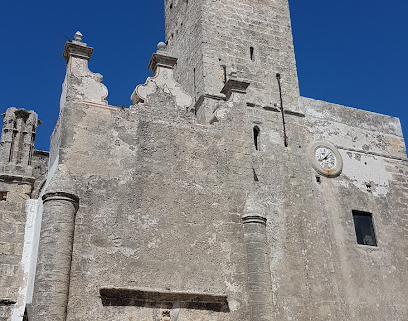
[165,0,299,117]
[2,0,408,320]
[0,108,48,321]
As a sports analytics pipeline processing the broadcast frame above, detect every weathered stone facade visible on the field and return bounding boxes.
[0,109,48,321]
[1,0,408,320]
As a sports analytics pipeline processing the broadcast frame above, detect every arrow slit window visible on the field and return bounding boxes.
[253,126,260,151]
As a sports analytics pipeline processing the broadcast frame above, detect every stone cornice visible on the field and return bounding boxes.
[42,192,80,212]
[63,41,94,62]
[148,53,178,75]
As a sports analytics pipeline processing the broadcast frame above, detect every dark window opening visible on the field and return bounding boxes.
[250,47,254,61]
[352,210,377,246]
[23,308,28,321]
[253,126,260,150]
[0,191,7,201]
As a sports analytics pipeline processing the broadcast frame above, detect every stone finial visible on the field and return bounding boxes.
[157,42,167,51]
[63,31,93,62]
[74,31,83,42]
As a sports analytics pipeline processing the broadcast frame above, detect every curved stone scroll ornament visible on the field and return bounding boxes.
[131,50,192,110]
[63,31,109,105]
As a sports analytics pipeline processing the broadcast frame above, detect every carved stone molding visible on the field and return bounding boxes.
[221,79,250,100]
[42,191,80,212]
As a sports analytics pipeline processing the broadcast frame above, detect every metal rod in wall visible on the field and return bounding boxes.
[276,73,288,147]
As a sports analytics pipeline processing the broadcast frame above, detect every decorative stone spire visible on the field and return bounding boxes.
[74,31,83,42]
[147,42,177,75]
[60,31,108,105]
[62,31,93,62]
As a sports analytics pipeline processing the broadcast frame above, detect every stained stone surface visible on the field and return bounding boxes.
[2,0,408,320]
[0,109,48,321]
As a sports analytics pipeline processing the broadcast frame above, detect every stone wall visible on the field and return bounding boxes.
[0,181,30,321]
[58,91,254,320]
[248,96,408,320]
[0,106,48,320]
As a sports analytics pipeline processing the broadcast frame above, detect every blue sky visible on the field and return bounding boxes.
[1,0,407,152]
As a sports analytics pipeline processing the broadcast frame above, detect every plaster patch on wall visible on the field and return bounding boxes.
[309,119,405,159]
[69,58,108,105]
[148,238,161,249]
[228,299,240,312]
[105,246,138,259]
[140,216,159,230]
[223,279,241,295]
[340,151,392,196]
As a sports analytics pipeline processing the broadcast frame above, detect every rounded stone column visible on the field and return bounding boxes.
[32,191,79,321]
[242,215,274,321]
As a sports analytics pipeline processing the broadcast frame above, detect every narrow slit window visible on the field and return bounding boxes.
[250,47,255,61]
[253,168,259,182]
[352,210,377,246]
[253,126,260,150]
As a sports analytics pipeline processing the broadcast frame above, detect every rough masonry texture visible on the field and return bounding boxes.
[1,0,408,320]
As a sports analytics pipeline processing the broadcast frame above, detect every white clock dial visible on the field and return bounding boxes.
[315,146,337,170]
[307,141,343,177]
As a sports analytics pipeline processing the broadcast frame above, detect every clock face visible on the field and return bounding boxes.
[315,146,337,170]
[307,141,343,177]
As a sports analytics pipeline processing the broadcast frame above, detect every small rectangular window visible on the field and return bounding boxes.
[0,192,7,201]
[352,210,377,246]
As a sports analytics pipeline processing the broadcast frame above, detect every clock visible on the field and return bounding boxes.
[307,141,343,177]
